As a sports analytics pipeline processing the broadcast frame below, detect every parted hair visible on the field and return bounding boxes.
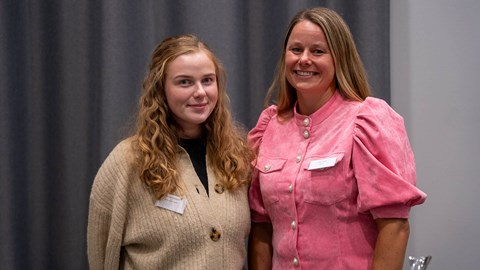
[266,7,372,119]
[134,34,252,199]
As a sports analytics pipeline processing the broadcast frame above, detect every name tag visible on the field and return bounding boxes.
[155,194,187,215]
[307,157,337,170]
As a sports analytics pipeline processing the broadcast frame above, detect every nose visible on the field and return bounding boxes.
[298,51,312,65]
[193,82,206,98]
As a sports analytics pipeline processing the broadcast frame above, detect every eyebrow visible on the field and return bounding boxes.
[287,40,328,47]
[172,73,216,80]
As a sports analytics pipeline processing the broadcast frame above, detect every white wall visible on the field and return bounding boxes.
[391,1,480,269]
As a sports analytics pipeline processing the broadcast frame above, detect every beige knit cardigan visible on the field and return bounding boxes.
[87,138,250,269]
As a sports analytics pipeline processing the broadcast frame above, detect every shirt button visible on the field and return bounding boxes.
[293,257,299,267]
[264,165,271,171]
[295,156,301,163]
[288,184,293,193]
[291,220,297,230]
[303,130,310,139]
[210,227,221,242]
[214,184,224,194]
[303,118,310,127]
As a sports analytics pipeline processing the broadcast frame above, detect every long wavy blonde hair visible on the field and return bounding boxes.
[134,34,252,199]
[266,7,372,119]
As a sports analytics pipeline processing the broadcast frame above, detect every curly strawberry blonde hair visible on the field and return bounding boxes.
[134,34,252,199]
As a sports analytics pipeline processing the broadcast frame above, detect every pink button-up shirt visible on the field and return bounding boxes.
[248,91,426,269]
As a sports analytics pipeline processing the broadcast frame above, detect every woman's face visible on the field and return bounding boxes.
[164,51,218,138]
[285,20,336,98]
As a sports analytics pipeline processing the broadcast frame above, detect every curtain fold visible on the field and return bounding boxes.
[0,1,389,269]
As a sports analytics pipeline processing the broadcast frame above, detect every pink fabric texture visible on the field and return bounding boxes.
[248,91,426,269]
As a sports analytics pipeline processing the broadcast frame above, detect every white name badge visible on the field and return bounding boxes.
[155,194,187,215]
[307,157,337,170]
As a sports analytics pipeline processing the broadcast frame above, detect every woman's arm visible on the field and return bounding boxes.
[372,218,410,270]
[248,222,273,270]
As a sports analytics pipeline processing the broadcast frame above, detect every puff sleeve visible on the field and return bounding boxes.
[353,98,426,219]
[247,105,277,222]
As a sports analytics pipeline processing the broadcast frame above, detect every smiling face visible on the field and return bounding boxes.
[164,50,218,138]
[285,20,336,112]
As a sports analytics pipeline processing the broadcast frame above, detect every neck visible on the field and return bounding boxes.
[178,127,202,139]
[296,88,335,115]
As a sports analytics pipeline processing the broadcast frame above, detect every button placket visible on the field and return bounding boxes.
[303,118,310,127]
[303,130,310,139]
[303,117,310,139]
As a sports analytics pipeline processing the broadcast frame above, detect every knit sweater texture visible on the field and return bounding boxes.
[87,138,250,269]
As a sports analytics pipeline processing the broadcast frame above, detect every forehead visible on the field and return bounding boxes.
[289,20,326,41]
[167,50,216,74]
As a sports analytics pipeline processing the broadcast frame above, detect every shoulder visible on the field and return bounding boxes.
[255,105,278,125]
[354,97,406,136]
[107,137,138,166]
[247,105,278,153]
[358,97,404,123]
[352,97,413,163]
[90,137,139,209]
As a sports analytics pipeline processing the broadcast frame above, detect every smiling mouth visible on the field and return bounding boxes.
[189,103,207,108]
[295,71,318,76]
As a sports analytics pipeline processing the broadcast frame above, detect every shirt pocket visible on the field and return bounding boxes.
[302,153,347,205]
[255,157,287,206]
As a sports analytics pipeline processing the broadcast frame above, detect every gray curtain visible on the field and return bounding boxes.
[0,0,389,269]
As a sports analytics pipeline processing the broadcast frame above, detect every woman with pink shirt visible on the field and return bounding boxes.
[248,7,426,270]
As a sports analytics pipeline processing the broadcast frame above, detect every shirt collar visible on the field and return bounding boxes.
[293,90,342,127]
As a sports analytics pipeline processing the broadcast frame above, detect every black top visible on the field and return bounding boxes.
[180,137,209,196]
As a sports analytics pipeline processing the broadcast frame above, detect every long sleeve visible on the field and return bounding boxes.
[87,200,121,269]
[87,139,134,269]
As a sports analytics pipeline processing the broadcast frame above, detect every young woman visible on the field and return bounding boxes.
[88,34,252,269]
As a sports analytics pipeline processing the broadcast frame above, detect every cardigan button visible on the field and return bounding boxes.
[210,227,221,241]
[264,165,271,171]
[214,184,225,194]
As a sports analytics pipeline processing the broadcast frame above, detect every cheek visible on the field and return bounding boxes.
[285,54,297,68]
[323,57,336,74]
[164,91,178,110]
[284,55,297,79]
[165,87,188,104]
[208,87,219,104]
